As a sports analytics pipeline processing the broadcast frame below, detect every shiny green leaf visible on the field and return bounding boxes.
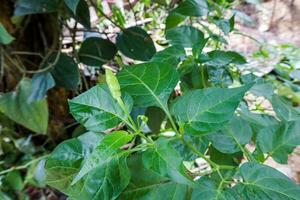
[173,0,209,17]
[72,130,132,183]
[151,46,186,66]
[69,84,133,132]
[117,62,179,109]
[171,84,252,134]
[116,26,156,61]
[204,50,246,66]
[166,26,205,48]
[45,132,130,200]
[78,37,117,66]
[234,162,300,199]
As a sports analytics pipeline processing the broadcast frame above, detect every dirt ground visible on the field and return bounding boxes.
[229,0,300,182]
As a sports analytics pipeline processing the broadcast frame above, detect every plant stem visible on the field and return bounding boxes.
[200,64,207,88]
[0,155,48,176]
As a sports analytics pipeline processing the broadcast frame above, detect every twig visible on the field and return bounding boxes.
[10,51,44,58]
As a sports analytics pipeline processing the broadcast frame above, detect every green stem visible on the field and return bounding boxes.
[200,64,207,88]
[0,155,48,176]
[225,127,255,162]
[180,137,216,167]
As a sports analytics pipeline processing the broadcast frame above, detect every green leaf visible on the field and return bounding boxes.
[257,121,300,164]
[116,26,156,61]
[70,0,91,28]
[5,171,24,191]
[120,154,189,200]
[69,84,133,132]
[208,65,233,87]
[173,135,208,161]
[78,37,117,66]
[145,107,166,134]
[151,46,186,66]
[166,26,205,48]
[0,192,11,200]
[209,146,242,166]
[165,11,186,30]
[214,15,235,35]
[178,56,197,76]
[142,138,194,185]
[173,0,209,17]
[14,0,60,16]
[117,62,179,109]
[0,78,48,134]
[238,104,278,131]
[72,130,133,183]
[271,95,300,121]
[111,5,126,28]
[207,116,252,154]
[45,132,130,200]
[28,72,55,102]
[45,53,79,90]
[171,84,252,134]
[192,177,238,200]
[204,50,246,66]
[64,0,80,14]
[234,162,300,199]
[106,69,121,100]
[0,23,14,45]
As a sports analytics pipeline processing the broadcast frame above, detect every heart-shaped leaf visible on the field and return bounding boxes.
[116,26,156,61]
[78,37,117,66]
[0,78,48,134]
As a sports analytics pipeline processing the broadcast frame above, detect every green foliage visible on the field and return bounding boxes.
[0,78,48,134]
[171,85,252,134]
[78,37,117,66]
[1,0,300,199]
[116,26,156,61]
[0,23,14,45]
